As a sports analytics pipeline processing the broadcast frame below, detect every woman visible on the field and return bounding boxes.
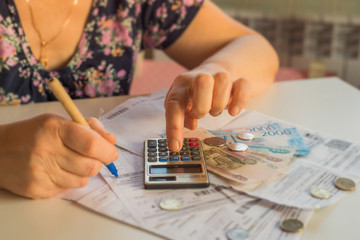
[0,0,279,198]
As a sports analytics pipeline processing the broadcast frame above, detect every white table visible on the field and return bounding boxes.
[1,77,360,240]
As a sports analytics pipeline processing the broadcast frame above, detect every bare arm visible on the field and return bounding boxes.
[164,0,279,151]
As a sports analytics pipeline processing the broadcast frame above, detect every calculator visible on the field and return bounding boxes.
[144,138,210,189]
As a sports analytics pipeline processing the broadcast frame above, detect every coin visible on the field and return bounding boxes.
[310,187,331,199]
[280,219,304,233]
[204,137,226,147]
[226,228,250,240]
[159,199,181,211]
[237,133,255,141]
[335,177,356,191]
[229,143,248,152]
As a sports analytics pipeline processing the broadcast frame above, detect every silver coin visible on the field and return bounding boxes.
[229,143,248,152]
[311,187,331,199]
[237,133,255,141]
[204,137,226,147]
[159,199,181,211]
[226,228,250,240]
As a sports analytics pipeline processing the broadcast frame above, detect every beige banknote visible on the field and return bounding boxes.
[184,128,291,185]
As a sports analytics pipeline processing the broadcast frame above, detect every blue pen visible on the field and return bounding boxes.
[106,162,118,177]
[48,78,119,177]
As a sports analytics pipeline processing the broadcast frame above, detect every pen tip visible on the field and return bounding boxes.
[106,163,118,177]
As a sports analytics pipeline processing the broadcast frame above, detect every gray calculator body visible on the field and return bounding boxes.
[144,138,210,189]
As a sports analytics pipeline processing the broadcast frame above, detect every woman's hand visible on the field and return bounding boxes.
[0,114,118,199]
[163,2,279,153]
[165,64,252,152]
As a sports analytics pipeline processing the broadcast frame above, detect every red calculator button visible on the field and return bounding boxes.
[189,138,197,142]
[189,142,199,147]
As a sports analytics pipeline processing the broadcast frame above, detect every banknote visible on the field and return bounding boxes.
[203,128,296,163]
[209,123,310,156]
[184,128,290,185]
[203,145,287,184]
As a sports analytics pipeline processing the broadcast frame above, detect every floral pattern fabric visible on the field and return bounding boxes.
[0,0,203,105]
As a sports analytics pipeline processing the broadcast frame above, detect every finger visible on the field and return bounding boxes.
[40,159,90,189]
[228,78,252,116]
[87,117,117,145]
[184,110,198,130]
[183,100,196,129]
[165,80,190,152]
[49,168,90,189]
[210,72,232,116]
[190,74,214,119]
[56,151,103,177]
[59,122,119,165]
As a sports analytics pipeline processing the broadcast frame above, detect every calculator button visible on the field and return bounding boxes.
[181,146,189,151]
[190,142,199,147]
[169,152,179,156]
[148,157,157,162]
[158,139,167,143]
[158,147,168,152]
[170,157,180,161]
[180,151,190,156]
[191,151,200,156]
[192,156,201,161]
[148,148,157,153]
[189,138,197,142]
[159,157,168,162]
[148,152,157,157]
[181,156,191,161]
[158,142,168,147]
[190,147,199,151]
[147,140,157,148]
[158,152,168,157]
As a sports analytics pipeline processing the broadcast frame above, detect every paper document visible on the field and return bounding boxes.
[99,147,313,240]
[208,111,360,209]
[57,90,359,239]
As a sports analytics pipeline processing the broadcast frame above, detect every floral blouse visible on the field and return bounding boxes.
[0,0,203,105]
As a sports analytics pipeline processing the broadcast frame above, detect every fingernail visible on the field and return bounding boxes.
[231,106,240,116]
[170,139,180,152]
[210,110,222,116]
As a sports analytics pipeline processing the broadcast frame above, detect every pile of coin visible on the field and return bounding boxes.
[309,177,356,200]
[203,136,250,152]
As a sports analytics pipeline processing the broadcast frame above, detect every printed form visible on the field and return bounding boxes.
[59,90,359,239]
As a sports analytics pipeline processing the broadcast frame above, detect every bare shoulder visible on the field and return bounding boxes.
[164,0,259,69]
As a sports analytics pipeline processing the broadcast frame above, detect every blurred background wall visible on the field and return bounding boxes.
[212,0,360,87]
[135,0,360,95]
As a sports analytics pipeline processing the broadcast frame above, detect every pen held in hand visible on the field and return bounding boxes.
[47,77,118,177]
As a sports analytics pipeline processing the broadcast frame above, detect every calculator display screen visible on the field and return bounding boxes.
[150,164,202,174]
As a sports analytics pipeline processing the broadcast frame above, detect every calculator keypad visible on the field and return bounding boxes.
[146,138,203,163]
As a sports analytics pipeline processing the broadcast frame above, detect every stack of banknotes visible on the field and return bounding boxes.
[184,123,310,191]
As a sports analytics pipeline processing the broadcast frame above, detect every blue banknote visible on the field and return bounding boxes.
[209,123,310,156]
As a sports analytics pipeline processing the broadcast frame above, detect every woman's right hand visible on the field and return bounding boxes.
[0,114,119,199]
